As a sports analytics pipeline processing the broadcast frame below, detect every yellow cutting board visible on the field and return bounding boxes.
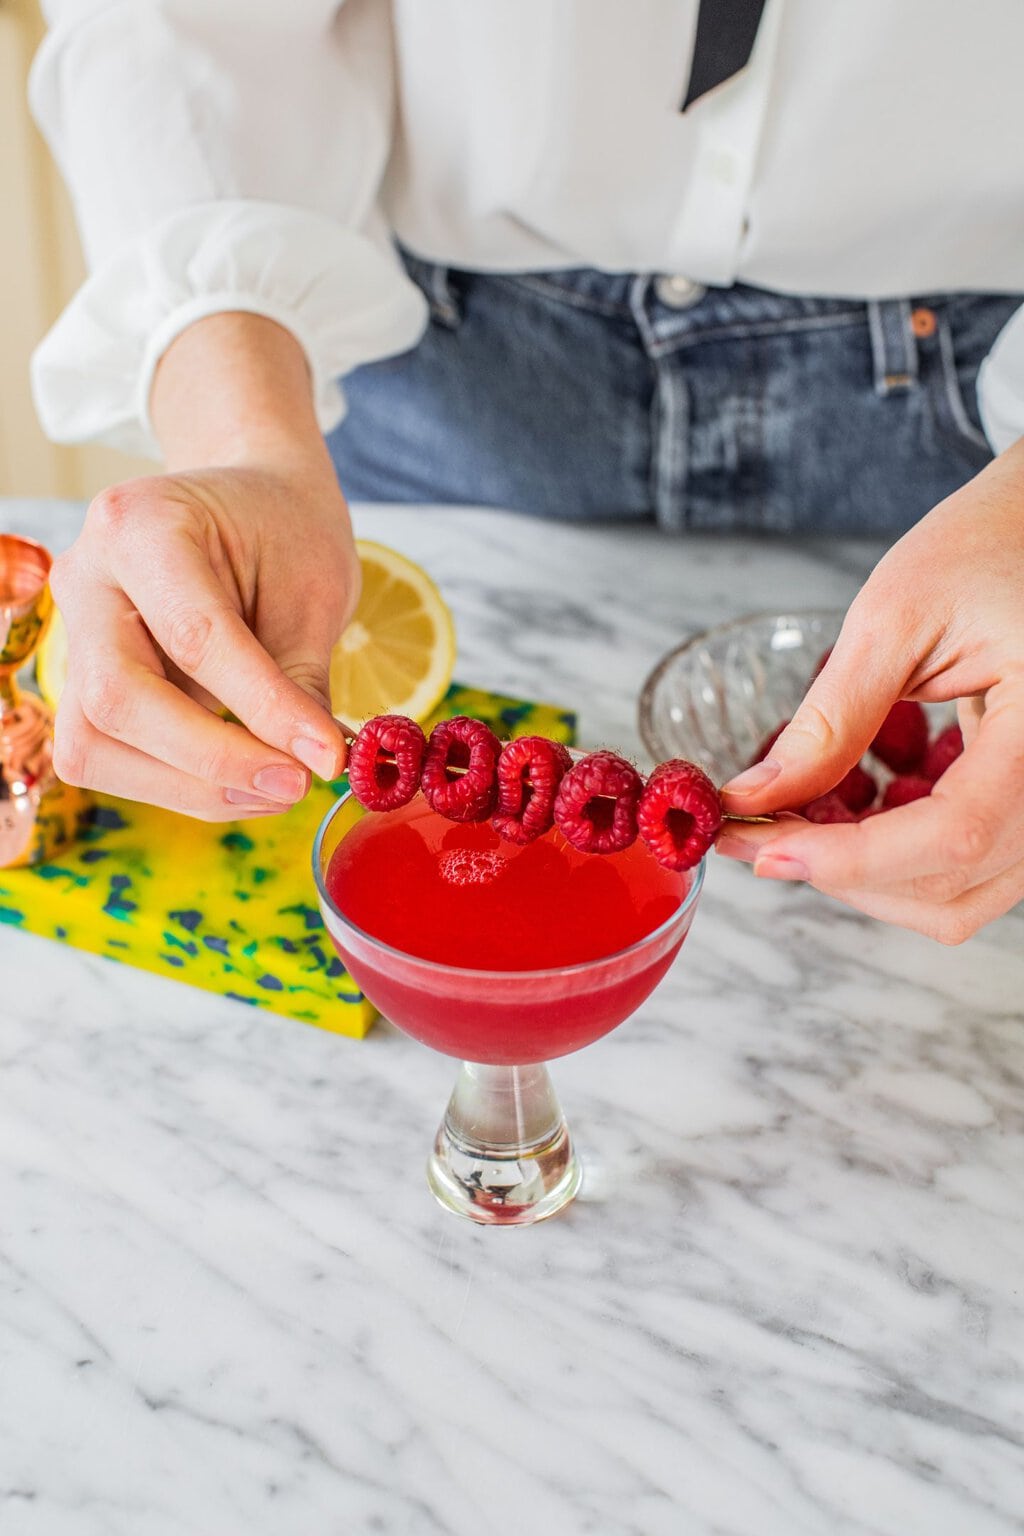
[0,685,576,1037]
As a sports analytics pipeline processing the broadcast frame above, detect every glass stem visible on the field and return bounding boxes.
[444,1061,564,1154]
[427,1059,581,1224]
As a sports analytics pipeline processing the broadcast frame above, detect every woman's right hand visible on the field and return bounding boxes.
[51,456,358,819]
[49,312,358,819]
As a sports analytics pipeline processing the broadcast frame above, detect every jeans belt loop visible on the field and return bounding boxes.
[867,298,919,397]
[426,262,461,329]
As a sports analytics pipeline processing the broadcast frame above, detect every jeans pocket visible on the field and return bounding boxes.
[926,296,1020,464]
[398,248,463,331]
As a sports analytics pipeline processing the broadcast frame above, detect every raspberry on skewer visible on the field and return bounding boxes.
[492,735,573,845]
[637,759,723,871]
[421,716,502,822]
[347,714,426,812]
[553,750,643,855]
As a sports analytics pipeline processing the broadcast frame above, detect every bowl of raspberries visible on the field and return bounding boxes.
[638,610,962,823]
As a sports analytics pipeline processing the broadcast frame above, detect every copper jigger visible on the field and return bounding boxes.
[0,534,87,868]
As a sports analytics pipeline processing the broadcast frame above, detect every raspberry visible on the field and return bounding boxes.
[801,792,858,824]
[553,750,643,855]
[834,762,877,813]
[870,700,928,773]
[882,774,932,810]
[750,720,788,766]
[420,716,501,822]
[492,735,573,845]
[637,759,722,871]
[347,714,426,811]
[923,723,963,782]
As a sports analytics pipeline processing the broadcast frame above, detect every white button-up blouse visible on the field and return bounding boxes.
[28,0,1024,462]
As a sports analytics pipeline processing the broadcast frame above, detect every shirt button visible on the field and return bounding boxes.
[655,274,706,309]
[709,149,738,184]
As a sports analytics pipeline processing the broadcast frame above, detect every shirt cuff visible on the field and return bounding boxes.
[31,200,428,458]
[978,303,1024,455]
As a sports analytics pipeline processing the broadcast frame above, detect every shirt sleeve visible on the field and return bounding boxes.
[978,307,1024,455]
[28,0,427,457]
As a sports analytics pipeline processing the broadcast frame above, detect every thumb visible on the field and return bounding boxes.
[258,539,361,774]
[720,628,903,814]
[263,611,352,776]
[273,641,334,716]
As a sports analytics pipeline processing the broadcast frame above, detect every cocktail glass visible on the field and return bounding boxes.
[312,787,705,1225]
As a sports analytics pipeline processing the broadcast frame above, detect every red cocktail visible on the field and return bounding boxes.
[313,785,705,1223]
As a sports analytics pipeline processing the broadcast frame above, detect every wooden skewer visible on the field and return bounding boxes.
[340,735,777,824]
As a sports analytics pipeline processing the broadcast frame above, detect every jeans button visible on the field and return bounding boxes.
[654,274,706,309]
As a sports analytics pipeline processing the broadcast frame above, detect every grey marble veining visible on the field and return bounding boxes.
[2,500,1023,1536]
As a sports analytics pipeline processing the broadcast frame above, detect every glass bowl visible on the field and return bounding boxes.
[638,609,845,783]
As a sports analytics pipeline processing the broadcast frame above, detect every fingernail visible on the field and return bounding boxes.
[715,831,758,863]
[224,789,282,811]
[755,853,810,882]
[291,735,340,781]
[251,764,307,803]
[722,759,782,797]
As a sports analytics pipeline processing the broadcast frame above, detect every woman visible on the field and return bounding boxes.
[28,0,1024,940]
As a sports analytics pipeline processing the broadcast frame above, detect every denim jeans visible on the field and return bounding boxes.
[327,253,1021,538]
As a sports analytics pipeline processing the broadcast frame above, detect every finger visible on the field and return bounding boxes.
[958,692,986,749]
[748,679,1024,892]
[717,821,1024,939]
[162,657,225,716]
[168,656,356,751]
[254,547,360,723]
[253,595,358,749]
[112,530,348,780]
[807,857,1024,944]
[750,798,1022,899]
[52,694,289,821]
[64,582,311,804]
[720,597,917,814]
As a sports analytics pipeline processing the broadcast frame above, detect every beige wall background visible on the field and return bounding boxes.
[0,0,151,500]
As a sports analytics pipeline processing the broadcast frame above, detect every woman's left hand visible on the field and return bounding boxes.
[716,439,1024,943]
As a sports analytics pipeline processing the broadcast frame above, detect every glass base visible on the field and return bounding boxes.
[426,1061,582,1225]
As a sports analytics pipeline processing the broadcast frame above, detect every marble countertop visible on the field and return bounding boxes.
[2,499,1023,1536]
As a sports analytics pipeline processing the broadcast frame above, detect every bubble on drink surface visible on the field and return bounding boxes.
[438,848,509,887]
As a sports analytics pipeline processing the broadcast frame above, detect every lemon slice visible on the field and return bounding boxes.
[330,540,456,725]
[35,603,67,708]
[35,542,456,728]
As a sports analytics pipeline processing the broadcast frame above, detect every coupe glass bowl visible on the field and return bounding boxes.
[638,609,845,782]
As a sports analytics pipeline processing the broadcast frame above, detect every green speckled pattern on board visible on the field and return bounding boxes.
[0,685,576,1037]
